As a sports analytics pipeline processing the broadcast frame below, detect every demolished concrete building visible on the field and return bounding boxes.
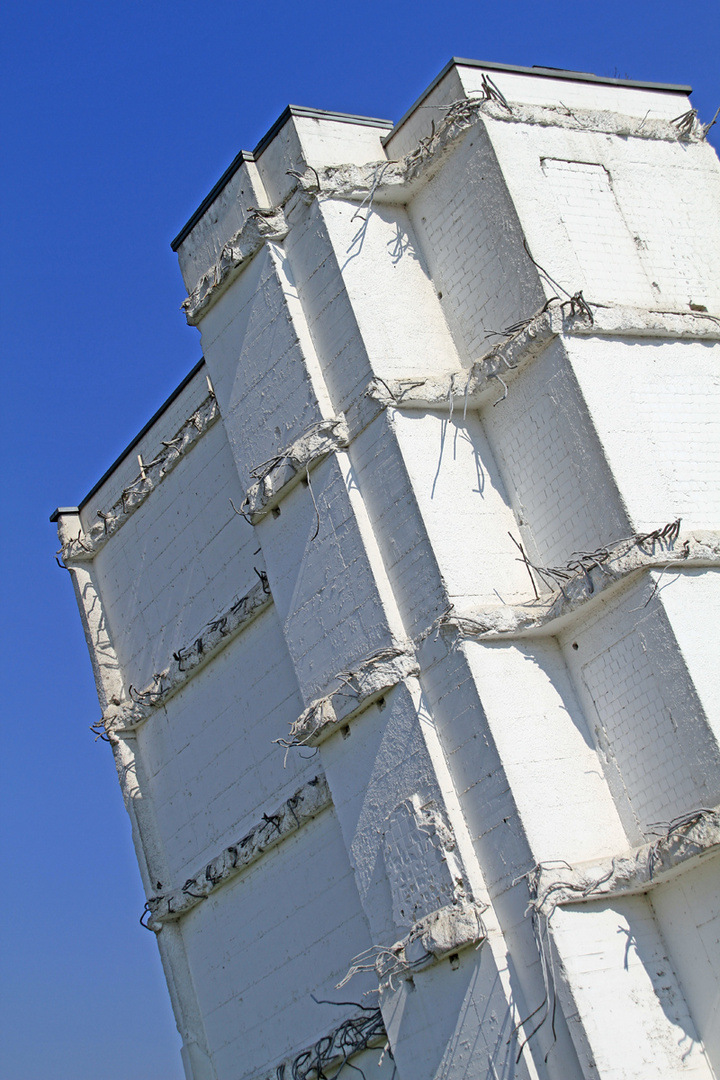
[52,59,720,1079]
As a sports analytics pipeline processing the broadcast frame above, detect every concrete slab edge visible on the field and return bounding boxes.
[145,774,331,930]
[60,392,220,564]
[98,577,272,737]
[525,807,720,919]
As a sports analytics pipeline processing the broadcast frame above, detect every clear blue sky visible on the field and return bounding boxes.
[1,3,717,1077]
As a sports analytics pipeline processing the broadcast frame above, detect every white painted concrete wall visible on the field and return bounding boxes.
[55,58,720,1080]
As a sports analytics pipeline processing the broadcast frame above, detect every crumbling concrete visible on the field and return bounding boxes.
[338,899,487,991]
[394,900,488,970]
[145,775,331,930]
[255,1008,387,1080]
[54,57,720,1080]
[526,807,720,920]
[97,578,272,737]
[443,527,720,640]
[281,642,420,749]
[367,303,720,413]
[182,208,288,324]
[60,391,219,564]
[241,417,350,523]
[180,93,713,332]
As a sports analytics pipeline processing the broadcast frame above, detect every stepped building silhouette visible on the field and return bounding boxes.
[53,58,720,1080]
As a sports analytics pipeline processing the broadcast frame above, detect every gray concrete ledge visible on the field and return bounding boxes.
[97,578,272,738]
[526,807,720,919]
[60,392,219,564]
[145,775,331,930]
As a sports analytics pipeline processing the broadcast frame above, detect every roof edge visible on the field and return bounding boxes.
[67,357,207,517]
[171,104,392,251]
[383,57,693,146]
[50,506,79,523]
[171,152,254,251]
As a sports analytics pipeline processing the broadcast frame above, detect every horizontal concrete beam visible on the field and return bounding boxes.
[60,391,219,564]
[97,577,272,737]
[338,900,488,991]
[252,1006,386,1080]
[241,417,350,524]
[280,642,420,751]
[144,775,331,930]
[366,304,720,413]
[526,806,720,919]
[178,93,710,326]
[443,527,720,640]
[182,208,288,324]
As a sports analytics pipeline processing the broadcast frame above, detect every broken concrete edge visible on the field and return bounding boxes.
[394,96,706,194]
[335,900,488,992]
[280,530,718,756]
[443,528,720,641]
[253,1008,386,1080]
[144,775,331,930]
[306,99,705,209]
[180,94,707,329]
[99,579,272,737]
[566,304,720,340]
[366,304,720,413]
[367,303,557,411]
[526,807,720,920]
[392,899,488,973]
[477,96,706,144]
[242,417,350,523]
[59,393,220,565]
[281,643,421,750]
[182,208,289,325]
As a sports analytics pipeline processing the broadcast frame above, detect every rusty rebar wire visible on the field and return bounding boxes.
[306,466,321,541]
[508,532,540,600]
[481,73,511,111]
[672,108,698,137]
[491,373,508,406]
[703,105,720,139]
[254,567,271,594]
[522,237,572,299]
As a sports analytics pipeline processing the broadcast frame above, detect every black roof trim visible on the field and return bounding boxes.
[171,151,254,251]
[383,57,692,146]
[252,104,392,160]
[72,357,207,515]
[50,506,79,523]
[171,105,392,251]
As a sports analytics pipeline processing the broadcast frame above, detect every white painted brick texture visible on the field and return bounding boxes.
[56,62,720,1080]
[181,807,379,1078]
[136,609,311,884]
[93,420,254,694]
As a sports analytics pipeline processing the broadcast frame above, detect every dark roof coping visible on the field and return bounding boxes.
[171,104,392,250]
[171,151,254,251]
[49,357,207,522]
[50,507,79,523]
[383,57,693,145]
[252,104,392,160]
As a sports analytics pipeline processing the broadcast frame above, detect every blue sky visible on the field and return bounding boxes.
[1,2,718,1077]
